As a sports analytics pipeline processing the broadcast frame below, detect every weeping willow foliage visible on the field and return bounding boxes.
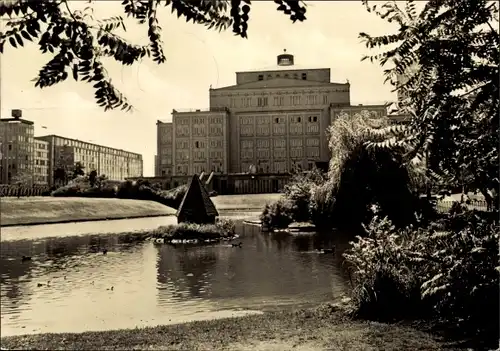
[321,111,426,229]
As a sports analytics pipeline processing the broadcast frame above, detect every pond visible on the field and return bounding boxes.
[0,216,353,337]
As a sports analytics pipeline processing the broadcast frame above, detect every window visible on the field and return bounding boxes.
[195,141,199,148]
[258,74,264,81]
[257,97,268,107]
[302,73,307,80]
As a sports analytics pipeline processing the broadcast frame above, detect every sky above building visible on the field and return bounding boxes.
[1,1,408,176]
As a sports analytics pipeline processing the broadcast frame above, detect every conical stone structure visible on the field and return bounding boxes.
[176,174,219,224]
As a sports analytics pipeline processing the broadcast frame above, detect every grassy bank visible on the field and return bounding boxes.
[0,197,176,227]
[0,304,454,351]
[212,193,282,210]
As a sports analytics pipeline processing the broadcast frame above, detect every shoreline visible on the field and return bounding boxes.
[0,304,452,351]
[1,195,276,227]
[1,208,264,228]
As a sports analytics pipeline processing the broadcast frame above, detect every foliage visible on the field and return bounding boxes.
[259,200,294,230]
[344,213,499,345]
[326,111,424,229]
[88,170,98,187]
[344,216,426,321]
[71,161,85,179]
[282,169,326,222]
[308,181,335,229]
[418,213,499,339]
[360,0,500,210]
[52,178,188,206]
[0,0,307,111]
[150,219,236,241]
[11,171,33,186]
[53,167,66,186]
[115,180,187,209]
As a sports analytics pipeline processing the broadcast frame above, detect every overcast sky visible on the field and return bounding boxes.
[1,1,407,176]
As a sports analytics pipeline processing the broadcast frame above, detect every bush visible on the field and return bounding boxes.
[344,212,499,346]
[150,219,236,241]
[282,170,326,222]
[343,216,426,321]
[309,182,335,229]
[259,200,294,230]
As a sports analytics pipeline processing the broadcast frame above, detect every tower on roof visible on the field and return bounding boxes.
[277,49,294,66]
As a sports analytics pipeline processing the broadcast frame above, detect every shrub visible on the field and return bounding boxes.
[309,182,335,229]
[150,219,236,241]
[344,212,499,345]
[343,216,427,321]
[116,181,188,209]
[418,211,499,339]
[259,200,294,230]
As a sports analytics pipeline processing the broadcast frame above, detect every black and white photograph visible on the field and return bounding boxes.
[0,0,498,350]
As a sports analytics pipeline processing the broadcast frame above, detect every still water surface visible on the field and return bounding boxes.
[1,215,352,337]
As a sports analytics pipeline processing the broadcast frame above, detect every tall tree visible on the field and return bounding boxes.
[360,0,499,209]
[0,0,306,111]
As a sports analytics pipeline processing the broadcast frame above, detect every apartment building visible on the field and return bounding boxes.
[34,139,49,185]
[36,135,143,186]
[0,110,35,185]
[156,120,174,176]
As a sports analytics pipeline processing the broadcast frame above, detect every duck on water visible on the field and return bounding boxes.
[316,247,335,254]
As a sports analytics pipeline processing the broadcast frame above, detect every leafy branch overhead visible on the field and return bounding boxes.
[359,0,499,208]
[0,0,307,112]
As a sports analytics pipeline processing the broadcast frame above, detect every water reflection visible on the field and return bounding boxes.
[1,219,352,337]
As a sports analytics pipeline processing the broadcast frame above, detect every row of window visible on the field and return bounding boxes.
[175,117,224,125]
[175,139,224,149]
[175,161,224,175]
[230,94,333,109]
[52,138,140,159]
[240,160,317,173]
[242,138,320,149]
[241,115,319,125]
[240,124,319,136]
[240,147,320,160]
[258,72,309,80]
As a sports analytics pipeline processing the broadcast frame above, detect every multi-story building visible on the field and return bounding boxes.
[156,120,174,176]
[34,139,49,185]
[171,108,229,175]
[36,135,143,186]
[0,110,35,185]
[158,51,390,176]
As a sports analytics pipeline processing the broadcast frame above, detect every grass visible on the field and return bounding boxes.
[0,197,176,226]
[212,194,283,210]
[0,304,455,351]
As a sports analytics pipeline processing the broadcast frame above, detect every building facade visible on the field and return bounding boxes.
[0,111,35,185]
[34,139,49,185]
[36,135,144,186]
[171,108,229,176]
[156,120,173,176]
[158,51,390,176]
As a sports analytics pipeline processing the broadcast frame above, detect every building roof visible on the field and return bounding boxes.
[0,118,34,125]
[176,174,219,219]
[237,65,330,73]
[211,77,347,92]
[35,134,143,158]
